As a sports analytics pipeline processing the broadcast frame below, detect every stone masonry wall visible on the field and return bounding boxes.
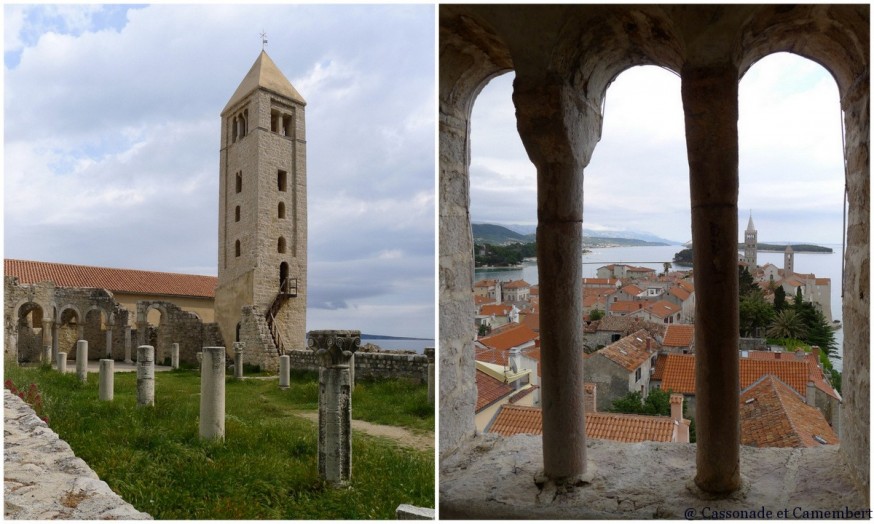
[287,349,428,383]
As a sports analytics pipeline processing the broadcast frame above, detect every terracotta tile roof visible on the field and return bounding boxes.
[744,350,840,400]
[627,265,655,273]
[815,278,830,285]
[5,259,216,298]
[480,304,512,317]
[474,295,494,306]
[529,285,539,296]
[652,353,668,380]
[740,375,839,448]
[509,385,537,403]
[621,284,643,296]
[487,405,677,443]
[660,353,811,397]
[663,324,695,347]
[520,312,540,332]
[474,279,498,288]
[609,300,645,314]
[475,369,514,412]
[583,278,618,286]
[593,316,667,341]
[595,329,657,371]
[677,280,695,293]
[478,323,538,352]
[668,286,691,301]
[502,279,531,289]
[643,300,681,319]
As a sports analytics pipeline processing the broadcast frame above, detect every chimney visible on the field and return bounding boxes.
[670,394,690,443]
[775,351,781,360]
[508,347,522,377]
[584,383,597,413]
[811,346,821,361]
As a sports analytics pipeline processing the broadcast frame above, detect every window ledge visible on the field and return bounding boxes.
[440,434,866,519]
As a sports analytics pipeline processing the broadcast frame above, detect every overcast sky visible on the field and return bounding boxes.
[470,53,846,245]
[4,4,435,339]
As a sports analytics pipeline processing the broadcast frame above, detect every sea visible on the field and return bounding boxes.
[475,243,846,371]
[362,338,434,354]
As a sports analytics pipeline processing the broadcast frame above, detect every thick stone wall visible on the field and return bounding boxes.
[287,349,428,383]
[137,300,226,365]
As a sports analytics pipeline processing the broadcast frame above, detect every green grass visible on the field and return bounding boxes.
[5,364,434,519]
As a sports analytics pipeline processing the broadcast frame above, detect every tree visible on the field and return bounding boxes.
[794,287,804,307]
[738,266,756,297]
[478,324,491,337]
[739,290,775,337]
[773,286,787,312]
[589,308,604,321]
[767,309,808,340]
[609,388,672,416]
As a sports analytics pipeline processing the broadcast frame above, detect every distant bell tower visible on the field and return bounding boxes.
[784,244,794,278]
[215,50,307,367]
[743,212,757,268]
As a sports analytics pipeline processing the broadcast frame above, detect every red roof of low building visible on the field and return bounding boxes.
[475,369,514,412]
[740,375,839,448]
[621,284,643,296]
[652,353,668,381]
[5,259,216,298]
[663,324,695,347]
[480,304,512,317]
[474,279,498,288]
[478,323,538,352]
[487,404,677,443]
[503,279,531,289]
[660,353,811,397]
[643,300,682,319]
[610,300,645,314]
[595,330,657,371]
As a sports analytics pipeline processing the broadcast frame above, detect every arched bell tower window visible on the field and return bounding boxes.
[278,202,286,219]
[278,170,287,192]
[278,237,287,254]
[235,206,241,222]
[280,262,289,293]
[235,171,242,193]
[235,240,241,257]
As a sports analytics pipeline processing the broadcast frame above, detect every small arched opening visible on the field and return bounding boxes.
[278,236,287,254]
[16,302,44,362]
[278,202,286,219]
[280,262,290,293]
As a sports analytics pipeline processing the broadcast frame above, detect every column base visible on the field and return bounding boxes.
[686,476,748,500]
[534,464,595,499]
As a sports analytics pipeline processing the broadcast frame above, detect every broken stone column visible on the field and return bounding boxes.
[75,340,88,383]
[171,343,180,370]
[124,326,132,363]
[136,345,155,407]
[199,346,226,440]
[425,347,435,404]
[233,342,244,380]
[279,354,290,389]
[514,74,595,483]
[99,359,114,401]
[57,352,67,374]
[682,62,741,494]
[310,330,359,486]
[41,319,53,365]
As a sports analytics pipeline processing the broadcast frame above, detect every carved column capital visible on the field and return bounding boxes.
[308,330,360,367]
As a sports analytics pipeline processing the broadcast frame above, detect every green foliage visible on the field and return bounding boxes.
[767,309,808,340]
[773,286,787,312]
[3,364,433,519]
[829,369,842,394]
[609,388,672,416]
[474,242,536,267]
[739,290,775,337]
[589,308,605,321]
[738,266,757,297]
[672,248,693,266]
[478,323,492,337]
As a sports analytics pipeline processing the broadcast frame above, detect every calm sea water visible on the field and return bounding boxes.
[363,338,434,354]
[475,244,846,371]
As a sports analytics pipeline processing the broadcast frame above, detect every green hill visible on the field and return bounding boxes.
[472,223,535,244]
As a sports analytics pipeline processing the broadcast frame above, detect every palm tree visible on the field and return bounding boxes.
[766,309,808,340]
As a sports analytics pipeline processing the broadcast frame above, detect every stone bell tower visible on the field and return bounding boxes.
[743,211,757,268]
[215,50,307,369]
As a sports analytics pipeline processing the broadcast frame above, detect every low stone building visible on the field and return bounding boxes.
[584,330,659,411]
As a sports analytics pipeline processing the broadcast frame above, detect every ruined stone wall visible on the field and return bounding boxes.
[238,305,280,372]
[137,300,221,365]
[287,349,429,383]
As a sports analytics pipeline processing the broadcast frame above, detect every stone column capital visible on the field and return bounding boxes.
[424,347,435,363]
[308,330,360,367]
[233,341,246,353]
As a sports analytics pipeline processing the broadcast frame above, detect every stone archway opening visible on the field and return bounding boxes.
[145,305,165,362]
[84,308,109,358]
[16,302,44,362]
[58,308,81,360]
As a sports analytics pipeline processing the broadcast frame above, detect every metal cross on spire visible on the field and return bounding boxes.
[260,30,268,50]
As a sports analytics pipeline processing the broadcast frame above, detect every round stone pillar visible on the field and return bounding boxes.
[279,355,290,389]
[75,340,88,383]
[136,345,155,407]
[57,352,67,374]
[171,343,180,370]
[199,347,226,440]
[310,330,360,486]
[682,62,741,494]
[105,328,113,358]
[99,359,114,401]
[41,319,53,365]
[233,342,244,380]
[425,347,435,404]
[124,326,133,363]
[514,75,595,483]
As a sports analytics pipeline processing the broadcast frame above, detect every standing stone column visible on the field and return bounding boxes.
[136,345,155,407]
[171,343,180,370]
[233,342,245,380]
[124,326,133,364]
[57,352,67,373]
[514,74,596,483]
[99,359,114,401]
[51,322,59,363]
[310,330,359,486]
[136,321,147,347]
[77,324,85,343]
[75,340,89,383]
[682,62,741,494]
[105,328,113,358]
[425,347,435,404]
[199,347,226,440]
[41,319,53,365]
[279,354,290,389]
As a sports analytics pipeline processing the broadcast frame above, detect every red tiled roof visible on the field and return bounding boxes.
[660,353,811,396]
[627,265,655,273]
[480,304,512,316]
[652,353,668,380]
[487,405,677,443]
[595,329,657,371]
[474,295,494,306]
[740,375,839,448]
[502,279,531,289]
[744,350,840,400]
[643,300,681,319]
[520,311,540,332]
[476,369,513,412]
[478,323,538,352]
[621,284,643,296]
[5,259,216,298]
[583,278,618,286]
[474,279,497,288]
[668,286,691,301]
[610,300,645,314]
[663,324,694,347]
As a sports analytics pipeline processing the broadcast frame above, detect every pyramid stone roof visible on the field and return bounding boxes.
[222,51,305,114]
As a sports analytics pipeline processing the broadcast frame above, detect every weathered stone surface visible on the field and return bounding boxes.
[286,349,428,383]
[396,503,435,520]
[199,347,226,440]
[136,345,155,407]
[440,435,866,519]
[98,359,114,401]
[4,390,151,519]
[75,340,88,383]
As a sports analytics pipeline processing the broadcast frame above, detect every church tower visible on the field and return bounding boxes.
[215,51,307,368]
[743,212,757,268]
[784,244,794,278]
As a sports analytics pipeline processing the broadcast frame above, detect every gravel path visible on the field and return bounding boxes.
[291,411,434,452]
